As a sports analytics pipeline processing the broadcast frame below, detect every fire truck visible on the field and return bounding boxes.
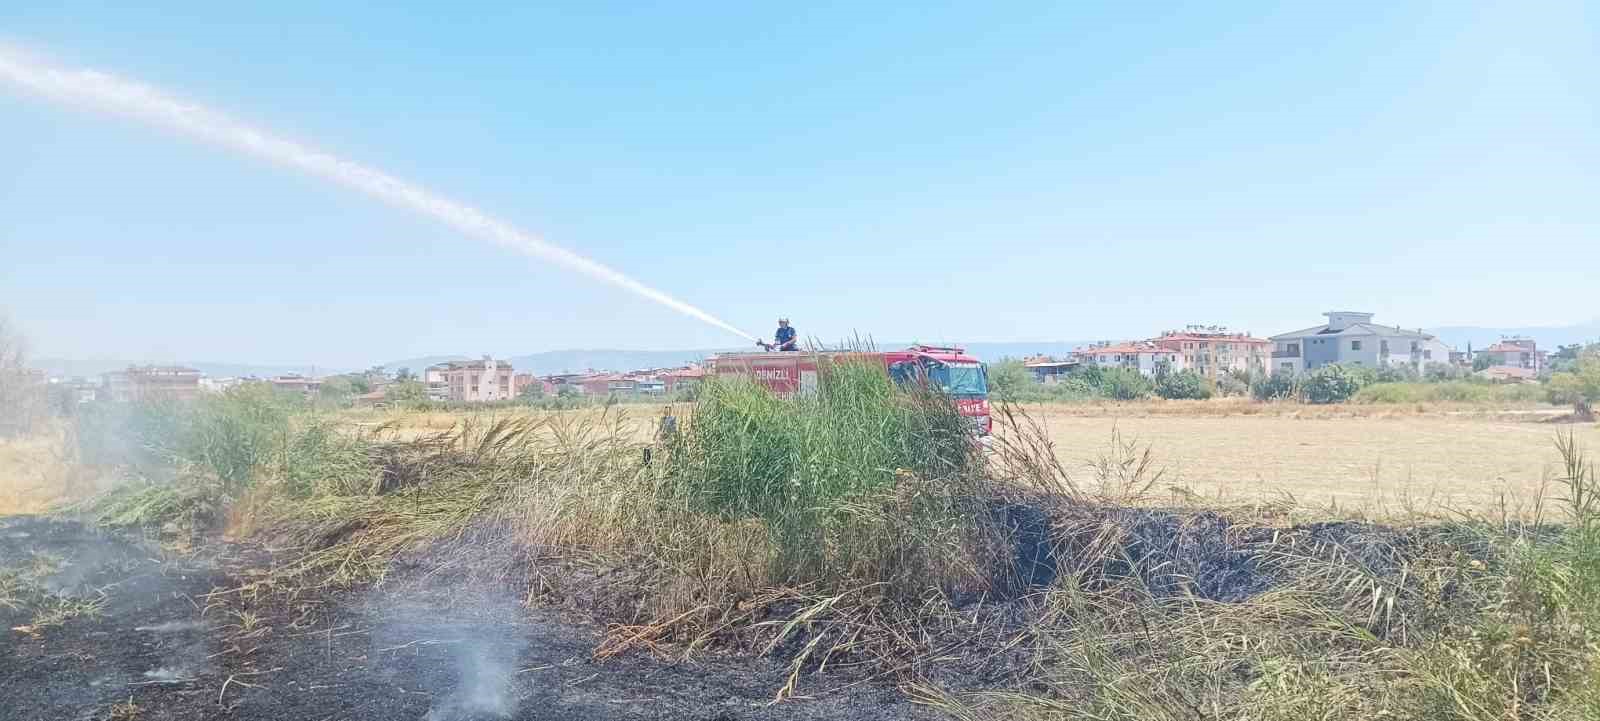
[710,345,992,437]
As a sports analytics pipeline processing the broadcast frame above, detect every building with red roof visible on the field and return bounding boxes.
[660,365,707,393]
[1073,341,1184,377]
[1474,337,1545,373]
[1154,325,1272,378]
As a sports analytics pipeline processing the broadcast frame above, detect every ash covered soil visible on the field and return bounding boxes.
[0,516,936,721]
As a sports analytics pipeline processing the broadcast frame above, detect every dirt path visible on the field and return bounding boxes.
[0,516,935,721]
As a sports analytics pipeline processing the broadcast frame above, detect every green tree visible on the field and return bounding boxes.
[394,367,415,382]
[1375,363,1420,383]
[1343,364,1380,388]
[1550,344,1588,373]
[518,380,545,401]
[1097,367,1153,401]
[1215,369,1254,397]
[1152,357,1173,381]
[1548,346,1600,420]
[1251,371,1300,401]
[1155,369,1212,400]
[1304,364,1364,404]
[1472,353,1494,372]
[1424,361,1466,382]
[319,375,356,401]
[386,380,427,403]
[987,358,1032,401]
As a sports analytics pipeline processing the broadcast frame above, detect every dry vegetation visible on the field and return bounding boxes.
[6,376,1600,719]
[0,422,104,515]
[1010,396,1563,419]
[1026,404,1600,515]
[335,399,1594,517]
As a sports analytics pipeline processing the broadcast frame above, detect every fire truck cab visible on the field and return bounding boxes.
[710,345,992,437]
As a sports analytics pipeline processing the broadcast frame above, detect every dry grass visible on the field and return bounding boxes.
[332,401,1597,516]
[1,549,110,634]
[1020,404,1599,515]
[1014,396,1562,419]
[106,696,140,720]
[0,422,103,515]
[340,405,671,442]
[38,390,1600,717]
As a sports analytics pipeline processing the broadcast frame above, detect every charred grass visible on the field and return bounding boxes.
[0,550,109,633]
[54,368,1600,719]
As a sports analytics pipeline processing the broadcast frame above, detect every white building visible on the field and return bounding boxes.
[1073,342,1186,377]
[1474,337,1545,374]
[198,377,239,394]
[1268,312,1451,374]
[422,364,451,401]
[426,356,515,402]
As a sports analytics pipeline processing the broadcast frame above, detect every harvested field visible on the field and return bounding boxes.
[1024,403,1600,514]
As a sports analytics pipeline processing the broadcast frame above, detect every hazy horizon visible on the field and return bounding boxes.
[25,316,1600,375]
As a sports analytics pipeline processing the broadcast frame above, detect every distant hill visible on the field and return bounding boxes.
[1427,319,1600,351]
[32,358,329,380]
[371,355,472,374]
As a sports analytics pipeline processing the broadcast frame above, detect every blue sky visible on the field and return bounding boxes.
[2,1,1596,367]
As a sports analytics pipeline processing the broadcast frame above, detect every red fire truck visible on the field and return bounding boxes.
[710,345,993,437]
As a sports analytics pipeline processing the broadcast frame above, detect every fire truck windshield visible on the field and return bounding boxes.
[926,361,988,397]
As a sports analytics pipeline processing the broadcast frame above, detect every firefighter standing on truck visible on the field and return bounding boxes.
[760,318,798,351]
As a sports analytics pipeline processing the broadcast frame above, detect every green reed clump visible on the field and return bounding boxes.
[74,384,378,530]
[660,358,992,593]
[1402,430,1600,720]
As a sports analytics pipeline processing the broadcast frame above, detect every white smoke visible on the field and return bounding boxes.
[424,643,518,721]
[141,667,195,683]
[134,619,207,633]
[369,589,527,721]
[0,44,757,343]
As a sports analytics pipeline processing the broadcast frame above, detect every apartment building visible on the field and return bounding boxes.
[1074,342,1184,377]
[1268,312,1450,374]
[268,374,323,399]
[425,357,515,402]
[1475,337,1545,373]
[1153,326,1271,378]
[101,365,203,402]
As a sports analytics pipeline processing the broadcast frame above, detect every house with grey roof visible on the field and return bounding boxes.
[1268,312,1451,375]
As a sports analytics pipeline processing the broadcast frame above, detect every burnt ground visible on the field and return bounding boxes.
[0,516,937,721]
[0,505,1461,720]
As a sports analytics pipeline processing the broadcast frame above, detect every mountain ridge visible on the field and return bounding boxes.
[1426,319,1600,351]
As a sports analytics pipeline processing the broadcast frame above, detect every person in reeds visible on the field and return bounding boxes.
[645,406,677,467]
